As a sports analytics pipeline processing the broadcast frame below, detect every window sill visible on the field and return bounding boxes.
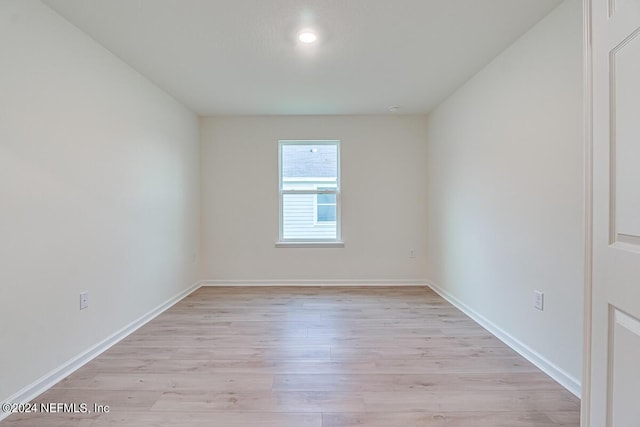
[275,241,345,248]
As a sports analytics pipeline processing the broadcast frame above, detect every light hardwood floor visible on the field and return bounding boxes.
[3,287,580,426]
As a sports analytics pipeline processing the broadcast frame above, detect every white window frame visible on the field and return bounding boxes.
[277,140,343,247]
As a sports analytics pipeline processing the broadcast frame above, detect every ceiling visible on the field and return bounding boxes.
[43,0,563,116]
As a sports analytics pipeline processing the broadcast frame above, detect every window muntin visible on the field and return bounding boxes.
[279,141,340,242]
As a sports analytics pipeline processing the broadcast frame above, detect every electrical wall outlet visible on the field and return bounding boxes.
[80,291,89,310]
[534,290,544,311]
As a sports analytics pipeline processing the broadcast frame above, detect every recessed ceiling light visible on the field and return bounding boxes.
[298,31,317,44]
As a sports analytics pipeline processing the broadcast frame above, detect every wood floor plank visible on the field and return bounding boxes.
[57,373,274,392]
[360,390,579,413]
[150,390,367,412]
[0,287,579,426]
[272,372,567,392]
[329,345,518,360]
[89,411,322,427]
[321,411,557,427]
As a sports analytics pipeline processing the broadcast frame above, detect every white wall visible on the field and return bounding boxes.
[0,0,200,402]
[201,115,428,282]
[425,0,583,389]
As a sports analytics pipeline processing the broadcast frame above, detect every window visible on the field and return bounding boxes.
[278,140,341,245]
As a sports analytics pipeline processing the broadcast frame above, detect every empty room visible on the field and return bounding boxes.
[2,0,639,426]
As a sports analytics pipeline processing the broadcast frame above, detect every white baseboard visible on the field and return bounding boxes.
[201,279,428,286]
[427,281,581,398]
[0,281,201,422]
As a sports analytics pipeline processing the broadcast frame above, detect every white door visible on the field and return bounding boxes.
[590,0,640,425]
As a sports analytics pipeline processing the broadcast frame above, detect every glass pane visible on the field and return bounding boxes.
[317,193,336,204]
[317,205,336,222]
[282,193,336,240]
[281,143,338,190]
